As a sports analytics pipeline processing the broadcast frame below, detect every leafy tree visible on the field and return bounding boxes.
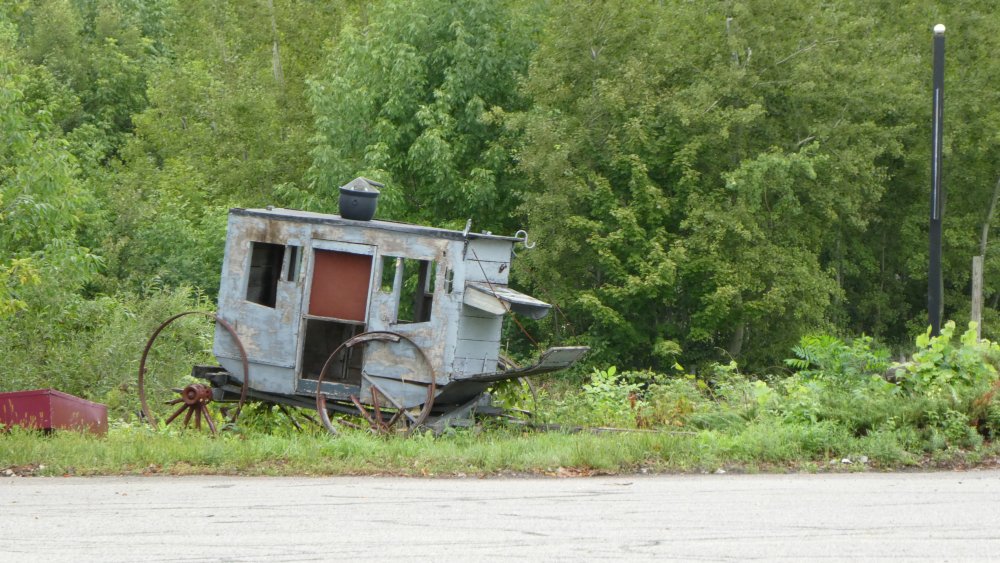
[307,0,537,230]
[6,0,1000,380]
[510,1,930,368]
[0,22,99,315]
[101,0,346,293]
[14,0,162,152]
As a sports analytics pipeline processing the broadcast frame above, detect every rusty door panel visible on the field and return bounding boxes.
[309,249,372,321]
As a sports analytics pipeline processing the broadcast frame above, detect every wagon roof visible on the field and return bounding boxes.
[233,207,522,243]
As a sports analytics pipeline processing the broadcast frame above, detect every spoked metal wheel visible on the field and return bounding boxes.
[350,373,436,435]
[137,312,250,434]
[315,331,436,436]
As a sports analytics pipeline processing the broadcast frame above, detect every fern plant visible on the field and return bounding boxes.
[785,334,889,380]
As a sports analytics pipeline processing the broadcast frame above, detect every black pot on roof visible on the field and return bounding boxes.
[338,177,382,221]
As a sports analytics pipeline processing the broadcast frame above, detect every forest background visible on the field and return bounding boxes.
[2,0,1000,417]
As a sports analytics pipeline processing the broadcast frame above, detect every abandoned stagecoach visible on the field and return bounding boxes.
[138,178,587,434]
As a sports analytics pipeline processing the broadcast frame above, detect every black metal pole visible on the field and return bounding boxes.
[929,24,946,336]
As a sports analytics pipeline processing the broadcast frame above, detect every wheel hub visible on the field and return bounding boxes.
[181,384,212,406]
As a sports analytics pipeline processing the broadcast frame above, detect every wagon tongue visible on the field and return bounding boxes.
[462,346,590,383]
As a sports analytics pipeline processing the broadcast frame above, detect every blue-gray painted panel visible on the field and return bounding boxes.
[455,338,500,362]
[452,356,499,377]
[217,357,296,395]
[456,314,503,343]
[359,376,435,409]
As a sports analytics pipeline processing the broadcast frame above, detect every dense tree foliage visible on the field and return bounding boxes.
[307,0,536,230]
[3,0,1000,404]
[511,1,929,367]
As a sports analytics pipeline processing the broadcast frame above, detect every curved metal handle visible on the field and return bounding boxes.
[513,230,536,255]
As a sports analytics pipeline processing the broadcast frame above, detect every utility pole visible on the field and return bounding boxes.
[929,24,946,336]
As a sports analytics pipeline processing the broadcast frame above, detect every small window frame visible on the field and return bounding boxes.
[245,241,285,308]
[378,255,436,325]
[284,245,302,282]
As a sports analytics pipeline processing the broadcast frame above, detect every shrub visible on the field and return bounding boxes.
[894,321,1000,446]
[0,286,212,419]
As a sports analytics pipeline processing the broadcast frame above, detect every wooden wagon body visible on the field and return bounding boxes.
[193,204,586,426]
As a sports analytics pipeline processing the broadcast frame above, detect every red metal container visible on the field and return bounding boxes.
[0,389,108,435]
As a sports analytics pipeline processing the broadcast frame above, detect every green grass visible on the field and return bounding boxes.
[5,325,1000,477]
[2,422,995,477]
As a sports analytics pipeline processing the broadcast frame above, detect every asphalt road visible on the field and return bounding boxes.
[2,471,999,561]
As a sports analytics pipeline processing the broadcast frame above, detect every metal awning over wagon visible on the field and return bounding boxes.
[463,282,552,319]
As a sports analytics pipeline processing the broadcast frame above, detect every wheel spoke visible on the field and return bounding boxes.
[350,395,379,428]
[386,410,405,428]
[201,404,217,434]
[336,418,363,430]
[164,403,188,426]
[370,387,390,433]
[182,405,195,427]
[277,404,304,432]
[365,380,413,428]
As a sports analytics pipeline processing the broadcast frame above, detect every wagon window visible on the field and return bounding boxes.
[380,256,435,324]
[399,259,435,323]
[246,242,284,307]
[379,255,398,293]
[443,267,454,294]
[285,245,301,282]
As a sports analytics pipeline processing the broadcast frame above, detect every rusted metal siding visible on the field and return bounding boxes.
[0,389,108,435]
[308,249,372,320]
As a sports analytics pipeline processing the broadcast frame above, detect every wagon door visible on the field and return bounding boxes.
[296,240,375,387]
[362,252,445,407]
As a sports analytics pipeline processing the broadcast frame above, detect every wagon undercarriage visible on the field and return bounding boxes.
[187,341,588,435]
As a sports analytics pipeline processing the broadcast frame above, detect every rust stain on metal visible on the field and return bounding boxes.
[309,249,372,320]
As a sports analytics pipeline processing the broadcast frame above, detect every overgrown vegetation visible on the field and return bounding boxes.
[525,322,1000,453]
[6,322,1000,475]
[4,1,1000,473]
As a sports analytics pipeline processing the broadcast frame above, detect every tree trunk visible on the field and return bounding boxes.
[973,175,1000,339]
[727,323,745,359]
[268,0,285,90]
[980,175,1000,256]
[972,255,983,340]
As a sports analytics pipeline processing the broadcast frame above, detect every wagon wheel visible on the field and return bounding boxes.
[355,373,436,435]
[315,331,436,437]
[137,312,250,434]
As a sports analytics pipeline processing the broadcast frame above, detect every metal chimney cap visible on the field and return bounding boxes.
[340,177,383,193]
